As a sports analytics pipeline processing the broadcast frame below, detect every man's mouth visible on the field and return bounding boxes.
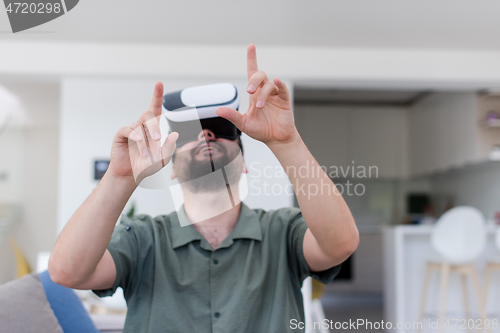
[199,146,219,154]
[195,143,222,155]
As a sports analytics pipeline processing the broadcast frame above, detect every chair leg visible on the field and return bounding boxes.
[460,273,471,333]
[468,265,490,333]
[439,263,450,333]
[311,299,329,333]
[419,263,433,332]
[482,263,493,317]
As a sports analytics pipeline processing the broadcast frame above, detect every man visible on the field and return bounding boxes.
[49,44,359,332]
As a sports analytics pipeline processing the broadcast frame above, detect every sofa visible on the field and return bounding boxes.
[0,271,125,333]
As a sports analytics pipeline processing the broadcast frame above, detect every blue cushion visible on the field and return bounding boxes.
[39,270,100,333]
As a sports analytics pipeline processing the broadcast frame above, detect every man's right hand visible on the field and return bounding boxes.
[109,82,178,185]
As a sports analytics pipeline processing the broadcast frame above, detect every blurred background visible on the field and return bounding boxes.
[2,1,500,332]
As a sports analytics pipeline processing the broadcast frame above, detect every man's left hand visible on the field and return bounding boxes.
[216,44,299,147]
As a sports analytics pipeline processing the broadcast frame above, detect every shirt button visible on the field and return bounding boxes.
[214,312,221,318]
[213,259,219,265]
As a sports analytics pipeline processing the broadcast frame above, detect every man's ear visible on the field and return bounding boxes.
[171,164,177,179]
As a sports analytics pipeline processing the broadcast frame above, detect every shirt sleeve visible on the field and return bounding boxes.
[286,208,342,284]
[92,215,148,298]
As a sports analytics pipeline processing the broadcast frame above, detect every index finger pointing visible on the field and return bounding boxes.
[247,44,258,81]
[149,81,164,117]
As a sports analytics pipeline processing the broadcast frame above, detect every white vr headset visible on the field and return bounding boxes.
[162,83,241,147]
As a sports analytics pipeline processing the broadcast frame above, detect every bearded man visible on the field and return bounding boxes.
[49,44,359,333]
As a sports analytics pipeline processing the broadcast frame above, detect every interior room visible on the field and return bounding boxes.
[1,1,500,332]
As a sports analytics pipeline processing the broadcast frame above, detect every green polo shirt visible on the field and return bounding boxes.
[93,203,341,333]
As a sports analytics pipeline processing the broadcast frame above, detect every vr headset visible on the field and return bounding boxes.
[163,83,241,147]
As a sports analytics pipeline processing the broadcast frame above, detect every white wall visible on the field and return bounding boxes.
[0,82,60,283]
[58,77,294,233]
[0,129,24,204]
[0,128,24,284]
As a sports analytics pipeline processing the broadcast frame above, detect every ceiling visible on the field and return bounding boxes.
[1,0,500,50]
[294,88,428,106]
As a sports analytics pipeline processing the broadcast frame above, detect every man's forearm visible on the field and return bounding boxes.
[268,135,358,259]
[49,171,137,285]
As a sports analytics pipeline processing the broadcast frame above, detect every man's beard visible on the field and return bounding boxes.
[175,141,242,193]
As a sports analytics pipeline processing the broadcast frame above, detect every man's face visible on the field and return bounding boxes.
[172,129,243,193]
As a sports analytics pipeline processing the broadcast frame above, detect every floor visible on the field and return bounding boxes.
[322,292,384,332]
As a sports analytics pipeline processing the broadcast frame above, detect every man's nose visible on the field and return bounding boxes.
[198,129,216,142]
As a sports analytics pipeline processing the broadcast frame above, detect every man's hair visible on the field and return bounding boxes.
[171,137,243,163]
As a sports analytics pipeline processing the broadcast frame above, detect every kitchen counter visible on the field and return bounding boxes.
[383,225,500,333]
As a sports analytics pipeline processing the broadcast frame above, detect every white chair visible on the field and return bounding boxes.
[302,277,329,333]
[483,227,500,315]
[418,206,489,333]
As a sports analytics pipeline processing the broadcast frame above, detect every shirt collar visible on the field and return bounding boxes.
[170,203,262,250]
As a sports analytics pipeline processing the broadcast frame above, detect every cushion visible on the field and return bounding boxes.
[39,270,100,333]
[0,273,64,333]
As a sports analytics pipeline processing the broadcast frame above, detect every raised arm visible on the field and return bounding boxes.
[217,45,359,272]
[48,83,178,289]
